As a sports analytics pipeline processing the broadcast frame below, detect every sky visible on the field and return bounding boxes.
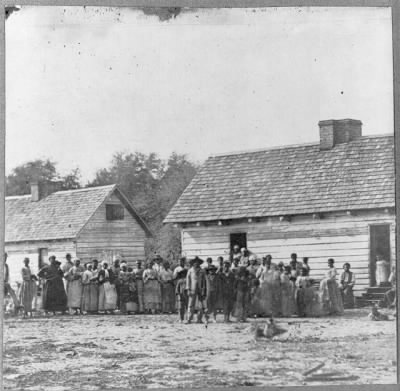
[5,6,394,183]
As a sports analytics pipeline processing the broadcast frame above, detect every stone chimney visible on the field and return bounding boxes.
[30,180,63,202]
[318,119,362,150]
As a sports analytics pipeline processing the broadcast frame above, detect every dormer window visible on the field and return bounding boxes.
[106,204,124,220]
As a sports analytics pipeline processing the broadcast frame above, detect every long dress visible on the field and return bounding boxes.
[159,268,175,313]
[98,269,118,311]
[38,264,68,312]
[19,266,36,312]
[280,272,295,317]
[81,269,98,313]
[319,267,344,315]
[340,271,356,309]
[143,268,161,311]
[271,269,282,316]
[66,265,84,309]
[133,267,145,313]
[253,266,274,316]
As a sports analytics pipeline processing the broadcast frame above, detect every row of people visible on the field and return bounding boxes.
[12,251,352,320]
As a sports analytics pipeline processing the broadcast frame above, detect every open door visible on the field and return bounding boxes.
[369,224,391,287]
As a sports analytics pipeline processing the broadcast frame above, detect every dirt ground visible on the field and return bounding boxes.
[3,308,397,390]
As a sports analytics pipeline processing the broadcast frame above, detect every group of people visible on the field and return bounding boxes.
[4,247,359,321]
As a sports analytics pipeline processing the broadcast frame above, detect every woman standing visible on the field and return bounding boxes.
[319,258,344,315]
[38,256,68,315]
[253,255,274,317]
[81,263,98,314]
[143,261,161,314]
[159,261,175,313]
[65,259,84,315]
[340,263,356,309]
[280,266,295,317]
[19,258,37,317]
[98,262,117,314]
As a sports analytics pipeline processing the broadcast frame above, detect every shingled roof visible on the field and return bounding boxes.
[6,184,151,242]
[164,135,394,223]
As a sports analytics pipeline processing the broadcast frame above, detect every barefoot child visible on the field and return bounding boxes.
[175,269,188,323]
[206,265,219,322]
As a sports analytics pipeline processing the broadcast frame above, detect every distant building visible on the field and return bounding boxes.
[5,182,151,287]
[164,119,395,297]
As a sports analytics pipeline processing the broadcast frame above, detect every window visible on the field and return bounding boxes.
[106,204,124,220]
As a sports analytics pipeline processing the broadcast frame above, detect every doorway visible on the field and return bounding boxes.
[230,232,247,260]
[369,224,391,287]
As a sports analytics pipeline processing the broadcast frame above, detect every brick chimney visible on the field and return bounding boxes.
[318,119,362,150]
[30,180,63,202]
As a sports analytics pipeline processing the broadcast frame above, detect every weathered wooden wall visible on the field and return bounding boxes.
[181,210,396,296]
[76,194,146,267]
[5,240,76,289]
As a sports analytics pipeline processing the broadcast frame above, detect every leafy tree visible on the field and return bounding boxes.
[6,159,81,196]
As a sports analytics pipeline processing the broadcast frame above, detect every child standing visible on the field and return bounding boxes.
[206,265,219,322]
[234,266,250,322]
[175,269,188,323]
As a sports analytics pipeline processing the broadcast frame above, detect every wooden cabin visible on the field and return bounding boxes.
[164,119,395,297]
[5,183,151,287]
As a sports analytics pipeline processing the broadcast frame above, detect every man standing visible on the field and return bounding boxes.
[186,256,208,324]
[3,253,21,315]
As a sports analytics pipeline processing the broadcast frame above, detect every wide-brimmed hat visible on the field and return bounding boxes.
[191,256,204,265]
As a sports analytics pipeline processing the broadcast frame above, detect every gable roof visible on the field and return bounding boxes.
[6,184,152,243]
[164,135,395,223]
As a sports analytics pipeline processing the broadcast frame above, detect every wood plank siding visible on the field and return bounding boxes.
[5,240,76,289]
[181,210,395,297]
[76,194,146,266]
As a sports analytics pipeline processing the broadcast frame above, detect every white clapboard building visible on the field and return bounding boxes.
[164,119,395,297]
[5,183,151,288]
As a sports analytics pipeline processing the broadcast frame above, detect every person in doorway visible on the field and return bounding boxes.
[186,257,208,324]
[3,253,22,315]
[375,254,390,286]
[38,256,68,315]
[231,245,241,263]
[19,257,37,317]
[340,263,356,309]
